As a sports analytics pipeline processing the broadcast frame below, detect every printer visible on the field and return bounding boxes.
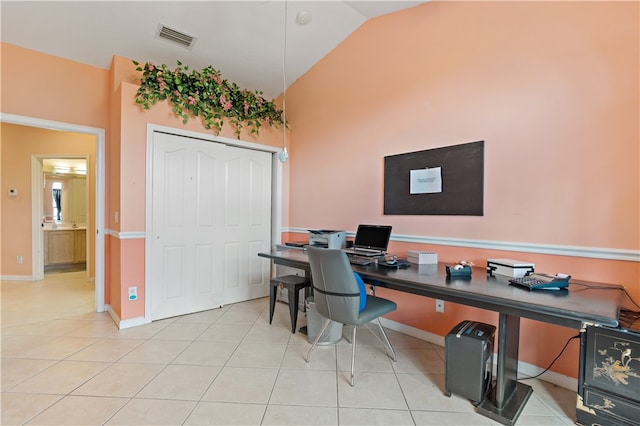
[308,230,346,249]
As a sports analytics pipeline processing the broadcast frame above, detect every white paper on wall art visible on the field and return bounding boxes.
[410,167,442,194]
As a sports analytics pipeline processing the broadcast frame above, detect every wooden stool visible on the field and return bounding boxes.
[269,274,311,333]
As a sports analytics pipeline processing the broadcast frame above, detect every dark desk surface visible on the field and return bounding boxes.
[259,249,622,329]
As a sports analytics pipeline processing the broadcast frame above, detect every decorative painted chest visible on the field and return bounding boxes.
[577,317,640,426]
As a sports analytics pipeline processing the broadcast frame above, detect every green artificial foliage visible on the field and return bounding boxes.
[133,60,286,138]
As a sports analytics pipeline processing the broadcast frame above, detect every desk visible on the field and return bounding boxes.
[259,249,622,426]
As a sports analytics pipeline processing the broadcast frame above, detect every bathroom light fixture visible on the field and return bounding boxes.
[278,0,289,163]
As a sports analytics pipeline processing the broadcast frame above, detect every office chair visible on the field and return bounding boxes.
[305,246,397,386]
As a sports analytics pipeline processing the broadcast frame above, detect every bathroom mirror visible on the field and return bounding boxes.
[42,159,87,226]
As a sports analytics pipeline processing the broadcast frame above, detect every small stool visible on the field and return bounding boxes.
[269,275,312,333]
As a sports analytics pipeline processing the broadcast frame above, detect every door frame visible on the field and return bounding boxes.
[1,113,106,312]
[144,124,283,323]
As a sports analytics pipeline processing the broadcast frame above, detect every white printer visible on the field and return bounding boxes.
[308,230,346,249]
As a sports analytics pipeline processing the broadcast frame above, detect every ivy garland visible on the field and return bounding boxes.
[133,60,286,138]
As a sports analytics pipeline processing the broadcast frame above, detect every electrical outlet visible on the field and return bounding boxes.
[16,255,23,264]
[436,299,445,313]
[128,287,137,301]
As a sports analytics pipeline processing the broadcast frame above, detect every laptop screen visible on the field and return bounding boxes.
[353,225,392,251]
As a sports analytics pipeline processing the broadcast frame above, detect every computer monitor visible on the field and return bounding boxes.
[352,224,392,252]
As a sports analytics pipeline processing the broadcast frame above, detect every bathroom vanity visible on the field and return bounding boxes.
[43,226,86,267]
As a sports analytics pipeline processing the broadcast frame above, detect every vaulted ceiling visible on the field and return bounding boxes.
[1,1,424,98]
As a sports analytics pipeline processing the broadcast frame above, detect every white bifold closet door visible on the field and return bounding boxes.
[150,131,272,321]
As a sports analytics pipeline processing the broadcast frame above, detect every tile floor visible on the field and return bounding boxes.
[2,271,577,425]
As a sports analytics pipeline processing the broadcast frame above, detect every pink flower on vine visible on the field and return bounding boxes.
[213,75,222,85]
[220,94,232,111]
[188,96,197,105]
[243,100,250,115]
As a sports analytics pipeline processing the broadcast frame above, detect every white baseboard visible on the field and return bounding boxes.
[1,275,35,281]
[380,318,578,391]
[106,304,148,329]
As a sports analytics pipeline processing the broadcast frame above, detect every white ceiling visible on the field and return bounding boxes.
[1,1,424,99]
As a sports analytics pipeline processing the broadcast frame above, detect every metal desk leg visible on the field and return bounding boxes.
[477,313,533,426]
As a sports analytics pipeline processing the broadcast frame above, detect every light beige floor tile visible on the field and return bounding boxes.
[172,340,239,366]
[173,307,227,324]
[262,405,338,425]
[387,329,437,349]
[520,393,562,416]
[71,362,165,397]
[337,371,408,410]
[412,410,493,425]
[65,320,120,338]
[25,395,128,425]
[1,335,58,358]
[10,360,110,394]
[514,414,575,425]
[393,347,445,374]
[339,407,415,425]
[1,358,57,391]
[184,401,266,425]
[337,344,395,373]
[347,325,386,348]
[225,342,286,368]
[243,324,295,344]
[397,373,476,412]
[136,364,220,400]
[104,398,196,425]
[150,322,210,341]
[215,309,262,325]
[118,339,190,364]
[18,336,98,360]
[197,323,251,342]
[201,366,278,403]
[0,392,63,426]
[2,319,85,337]
[67,337,144,362]
[270,369,338,407]
[281,342,337,370]
[104,320,171,339]
[529,379,577,420]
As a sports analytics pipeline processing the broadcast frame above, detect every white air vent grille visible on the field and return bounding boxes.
[156,24,197,49]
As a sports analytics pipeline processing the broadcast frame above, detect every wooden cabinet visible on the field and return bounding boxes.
[44,228,86,266]
[577,324,640,426]
[74,229,86,262]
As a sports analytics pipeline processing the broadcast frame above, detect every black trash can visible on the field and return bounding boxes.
[444,320,496,404]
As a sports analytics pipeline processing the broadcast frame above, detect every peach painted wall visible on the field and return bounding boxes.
[284,1,639,378]
[1,43,109,129]
[1,123,96,278]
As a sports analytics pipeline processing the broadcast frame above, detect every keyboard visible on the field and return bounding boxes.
[347,255,373,266]
[509,273,570,290]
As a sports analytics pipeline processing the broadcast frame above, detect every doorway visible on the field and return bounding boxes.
[1,113,106,312]
[41,157,90,275]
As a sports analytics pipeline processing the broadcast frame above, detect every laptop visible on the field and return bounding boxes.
[343,225,392,257]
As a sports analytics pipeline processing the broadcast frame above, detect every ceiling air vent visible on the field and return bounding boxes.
[155,24,197,49]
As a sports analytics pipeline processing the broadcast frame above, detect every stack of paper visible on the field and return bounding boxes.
[407,250,438,264]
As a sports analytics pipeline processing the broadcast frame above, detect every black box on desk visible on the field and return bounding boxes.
[445,321,496,404]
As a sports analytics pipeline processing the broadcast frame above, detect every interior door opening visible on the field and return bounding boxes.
[1,113,106,312]
[40,157,90,275]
